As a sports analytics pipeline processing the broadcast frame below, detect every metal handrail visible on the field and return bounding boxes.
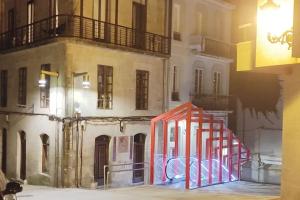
[103,162,149,189]
[0,14,170,55]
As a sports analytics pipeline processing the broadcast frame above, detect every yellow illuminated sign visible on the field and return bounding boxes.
[256,0,300,67]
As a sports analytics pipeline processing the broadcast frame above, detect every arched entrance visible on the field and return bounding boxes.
[133,133,146,183]
[19,131,26,180]
[94,135,110,186]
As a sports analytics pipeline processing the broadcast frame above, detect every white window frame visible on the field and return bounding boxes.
[194,68,204,96]
[213,71,221,95]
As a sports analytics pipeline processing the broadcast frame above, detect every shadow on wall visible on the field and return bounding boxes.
[232,72,281,115]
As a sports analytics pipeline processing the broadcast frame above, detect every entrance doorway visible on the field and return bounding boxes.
[133,133,146,183]
[94,135,110,186]
[132,2,146,49]
[19,131,26,180]
[2,128,7,174]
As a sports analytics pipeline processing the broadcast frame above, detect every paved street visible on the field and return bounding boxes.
[17,182,280,200]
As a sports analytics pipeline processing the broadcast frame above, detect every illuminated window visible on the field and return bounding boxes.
[0,70,8,107]
[196,12,203,35]
[98,65,113,109]
[136,70,149,110]
[27,0,35,43]
[213,72,221,95]
[41,134,49,173]
[173,4,181,41]
[194,68,203,96]
[40,64,51,108]
[18,67,27,106]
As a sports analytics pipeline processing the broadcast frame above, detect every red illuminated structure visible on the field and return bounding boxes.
[150,102,250,189]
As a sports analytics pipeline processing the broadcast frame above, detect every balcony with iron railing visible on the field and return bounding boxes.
[191,94,233,111]
[189,35,232,58]
[0,15,170,56]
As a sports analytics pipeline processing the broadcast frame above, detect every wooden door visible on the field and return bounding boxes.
[132,2,146,49]
[94,135,110,186]
[133,134,146,183]
[20,131,26,180]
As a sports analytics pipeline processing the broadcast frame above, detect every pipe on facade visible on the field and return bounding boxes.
[75,120,80,188]
[79,124,84,187]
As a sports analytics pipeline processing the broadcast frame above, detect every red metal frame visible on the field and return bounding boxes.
[150,102,250,189]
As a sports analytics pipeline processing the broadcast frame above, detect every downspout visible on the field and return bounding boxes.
[75,120,79,187]
[79,123,84,187]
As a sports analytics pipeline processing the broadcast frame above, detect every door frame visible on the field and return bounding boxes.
[132,133,146,183]
[19,131,26,180]
[94,135,110,186]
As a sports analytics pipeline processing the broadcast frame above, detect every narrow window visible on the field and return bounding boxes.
[41,134,49,173]
[98,65,113,109]
[18,67,27,106]
[136,70,149,110]
[196,12,203,35]
[194,69,203,97]
[0,70,8,107]
[8,9,15,33]
[171,66,180,101]
[40,64,51,108]
[173,4,181,41]
[213,72,221,95]
[27,0,35,43]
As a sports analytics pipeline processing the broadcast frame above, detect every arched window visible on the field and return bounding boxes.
[40,134,49,173]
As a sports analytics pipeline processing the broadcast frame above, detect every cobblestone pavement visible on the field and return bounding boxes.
[17,181,280,200]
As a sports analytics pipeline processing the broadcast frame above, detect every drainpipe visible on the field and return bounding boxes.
[75,119,79,187]
[163,59,170,112]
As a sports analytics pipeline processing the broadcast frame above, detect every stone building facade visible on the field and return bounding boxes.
[167,0,234,120]
[0,0,172,188]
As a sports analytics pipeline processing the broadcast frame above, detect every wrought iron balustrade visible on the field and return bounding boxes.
[0,15,170,55]
[189,35,232,58]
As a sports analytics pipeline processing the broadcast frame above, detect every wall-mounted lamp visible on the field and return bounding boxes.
[73,72,91,89]
[260,0,293,49]
[260,0,280,10]
[38,70,59,88]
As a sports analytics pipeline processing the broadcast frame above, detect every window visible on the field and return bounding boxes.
[171,66,180,101]
[173,4,181,41]
[0,70,8,107]
[27,0,35,43]
[18,67,27,106]
[8,9,15,32]
[40,64,51,108]
[213,72,221,95]
[136,70,149,110]
[196,12,203,35]
[41,134,49,173]
[98,65,113,109]
[194,68,203,96]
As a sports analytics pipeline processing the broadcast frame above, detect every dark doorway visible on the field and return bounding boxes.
[133,133,146,183]
[1,129,7,174]
[19,131,26,180]
[132,2,146,49]
[94,135,110,186]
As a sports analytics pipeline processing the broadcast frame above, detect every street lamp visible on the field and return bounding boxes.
[260,0,280,10]
[73,72,91,89]
[38,70,59,87]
